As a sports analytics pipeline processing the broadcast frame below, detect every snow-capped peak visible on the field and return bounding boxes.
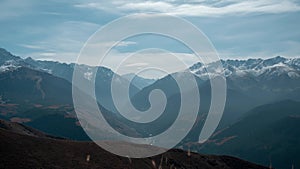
[189,56,300,80]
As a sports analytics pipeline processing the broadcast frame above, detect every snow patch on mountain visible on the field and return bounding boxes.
[0,60,21,73]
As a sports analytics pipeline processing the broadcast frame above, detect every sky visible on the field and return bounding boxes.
[0,0,300,72]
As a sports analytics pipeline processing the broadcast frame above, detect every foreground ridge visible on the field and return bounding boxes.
[0,120,269,169]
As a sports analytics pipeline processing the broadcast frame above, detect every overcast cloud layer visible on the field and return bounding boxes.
[0,0,299,69]
[75,0,300,16]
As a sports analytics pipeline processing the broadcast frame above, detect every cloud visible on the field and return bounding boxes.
[19,44,45,50]
[21,20,100,63]
[119,1,173,12]
[2,0,299,68]
[125,62,149,67]
[75,0,300,17]
[117,41,137,47]
[98,49,200,78]
[89,41,137,48]
[74,2,123,15]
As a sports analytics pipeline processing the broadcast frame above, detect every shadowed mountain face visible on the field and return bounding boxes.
[0,66,72,105]
[0,120,268,169]
[191,100,300,169]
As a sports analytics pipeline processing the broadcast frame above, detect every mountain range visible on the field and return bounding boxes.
[0,47,299,168]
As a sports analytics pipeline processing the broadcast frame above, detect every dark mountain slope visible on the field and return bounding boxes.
[0,66,72,105]
[0,48,141,113]
[193,100,300,169]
